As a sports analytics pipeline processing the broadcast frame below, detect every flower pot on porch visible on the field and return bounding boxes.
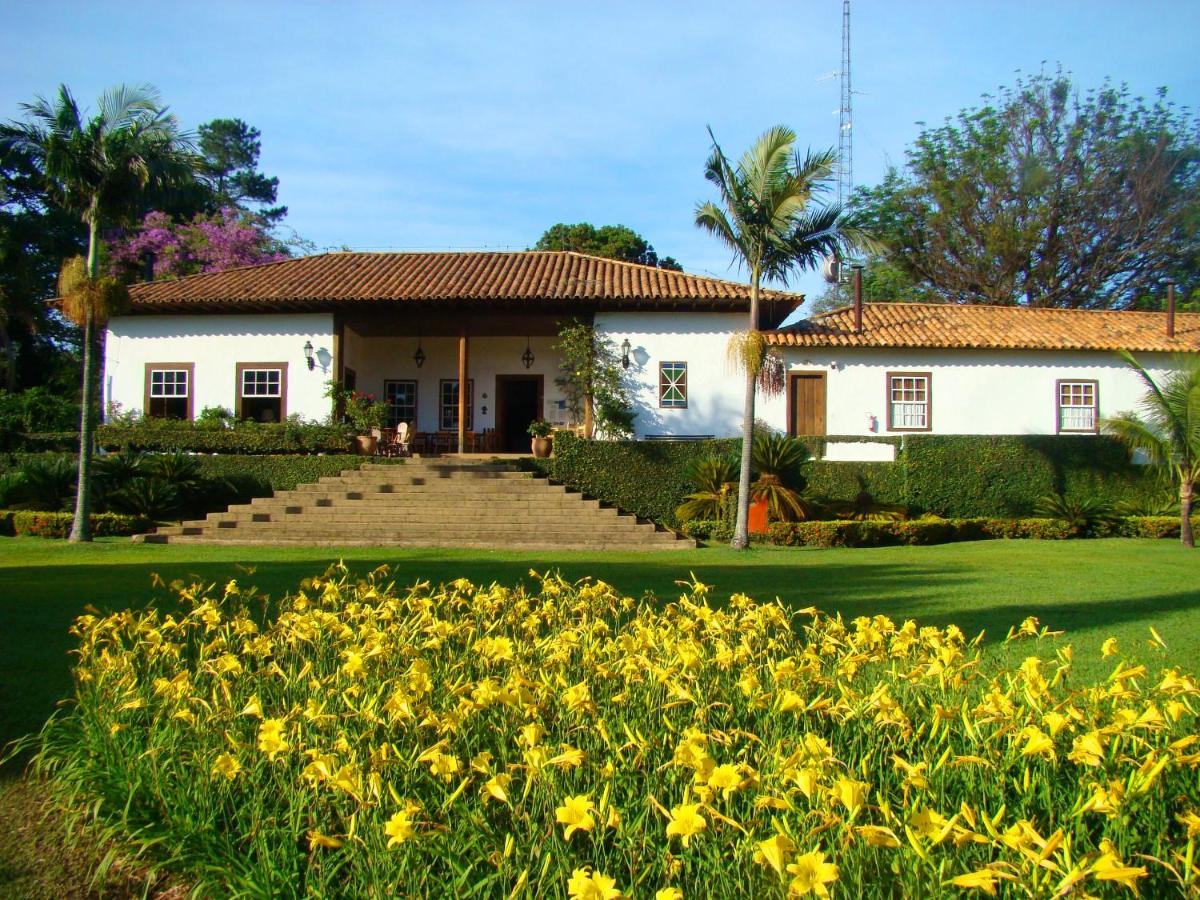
[531,436,553,459]
[748,497,769,535]
[355,434,378,455]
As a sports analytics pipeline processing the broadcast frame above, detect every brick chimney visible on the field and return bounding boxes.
[1167,283,1176,338]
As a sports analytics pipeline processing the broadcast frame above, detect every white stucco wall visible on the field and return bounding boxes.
[342,330,569,434]
[595,311,747,439]
[103,313,335,421]
[758,347,1177,437]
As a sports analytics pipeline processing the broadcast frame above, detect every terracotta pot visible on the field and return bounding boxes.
[748,497,769,534]
[355,434,379,455]
[531,436,553,459]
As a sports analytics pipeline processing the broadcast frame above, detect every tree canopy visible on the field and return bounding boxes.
[854,71,1200,308]
[534,223,682,271]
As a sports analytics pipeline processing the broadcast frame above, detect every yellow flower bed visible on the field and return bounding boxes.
[36,565,1200,897]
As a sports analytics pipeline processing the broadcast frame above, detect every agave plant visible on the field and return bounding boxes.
[1033,493,1117,536]
[107,477,180,520]
[828,490,909,522]
[0,471,26,508]
[675,456,738,524]
[750,433,818,521]
[18,456,77,511]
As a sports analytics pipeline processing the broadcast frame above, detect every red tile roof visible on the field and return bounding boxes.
[125,251,798,313]
[766,302,1200,353]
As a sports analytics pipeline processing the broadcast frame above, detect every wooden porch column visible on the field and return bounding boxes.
[457,325,468,454]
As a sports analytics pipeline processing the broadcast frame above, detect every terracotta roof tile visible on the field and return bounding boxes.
[766,302,1200,354]
[126,251,797,312]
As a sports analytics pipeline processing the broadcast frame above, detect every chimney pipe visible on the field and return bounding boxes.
[852,266,863,335]
[1167,283,1176,339]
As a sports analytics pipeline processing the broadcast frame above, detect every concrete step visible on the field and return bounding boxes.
[139,534,692,550]
[201,508,626,525]
[156,522,668,540]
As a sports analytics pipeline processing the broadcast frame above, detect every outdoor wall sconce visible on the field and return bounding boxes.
[621,337,632,369]
[303,340,315,370]
[522,337,535,369]
[413,342,426,368]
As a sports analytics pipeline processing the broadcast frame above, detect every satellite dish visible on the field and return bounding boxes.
[822,256,841,284]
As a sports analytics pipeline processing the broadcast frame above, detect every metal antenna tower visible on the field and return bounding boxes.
[837,0,853,209]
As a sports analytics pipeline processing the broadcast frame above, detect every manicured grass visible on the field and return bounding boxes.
[1,535,1197,770]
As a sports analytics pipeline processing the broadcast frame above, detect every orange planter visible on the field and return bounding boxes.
[748,497,769,534]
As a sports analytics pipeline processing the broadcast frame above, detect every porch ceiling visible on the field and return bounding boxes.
[342,309,575,338]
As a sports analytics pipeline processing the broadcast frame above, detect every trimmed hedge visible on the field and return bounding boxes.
[92,420,355,455]
[8,510,151,538]
[540,433,1161,525]
[682,515,1196,548]
[0,454,393,521]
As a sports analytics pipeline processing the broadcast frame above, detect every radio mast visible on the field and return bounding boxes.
[837,0,853,210]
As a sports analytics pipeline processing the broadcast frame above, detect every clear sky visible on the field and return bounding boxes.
[2,1,1198,302]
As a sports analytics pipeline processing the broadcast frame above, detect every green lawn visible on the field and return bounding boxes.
[1,535,1198,766]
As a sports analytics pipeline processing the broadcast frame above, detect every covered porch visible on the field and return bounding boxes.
[335,308,577,454]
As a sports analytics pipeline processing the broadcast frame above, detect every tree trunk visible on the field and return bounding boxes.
[68,220,100,543]
[1182,482,1195,549]
[730,270,760,550]
[583,392,594,440]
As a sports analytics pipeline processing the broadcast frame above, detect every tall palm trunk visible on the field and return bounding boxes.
[68,218,99,542]
[1182,480,1195,549]
[730,271,760,550]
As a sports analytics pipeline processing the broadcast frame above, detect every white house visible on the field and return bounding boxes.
[103,250,1199,453]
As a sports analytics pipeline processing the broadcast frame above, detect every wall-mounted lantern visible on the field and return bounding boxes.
[303,340,315,370]
[413,342,426,368]
[522,336,535,369]
[621,337,632,369]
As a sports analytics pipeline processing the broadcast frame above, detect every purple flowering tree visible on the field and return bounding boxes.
[110,207,287,279]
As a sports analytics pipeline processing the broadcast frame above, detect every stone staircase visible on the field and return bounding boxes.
[135,458,694,550]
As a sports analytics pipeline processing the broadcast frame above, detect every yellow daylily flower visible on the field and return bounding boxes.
[755,832,795,876]
[665,803,706,847]
[566,867,621,900]
[785,850,838,898]
[556,794,596,840]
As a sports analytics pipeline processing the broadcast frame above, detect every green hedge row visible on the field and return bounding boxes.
[539,433,1161,525]
[0,510,151,538]
[682,516,1194,548]
[17,425,357,454]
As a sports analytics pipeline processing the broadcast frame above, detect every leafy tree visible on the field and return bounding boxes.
[534,223,682,270]
[856,71,1200,308]
[807,254,935,314]
[109,207,286,279]
[197,118,285,224]
[0,143,84,388]
[0,83,195,540]
[1103,352,1200,548]
[553,320,634,439]
[695,125,867,549]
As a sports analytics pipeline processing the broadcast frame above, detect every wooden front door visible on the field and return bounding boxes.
[788,372,827,436]
[495,374,544,452]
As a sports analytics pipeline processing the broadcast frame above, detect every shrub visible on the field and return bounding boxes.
[94,418,354,454]
[10,510,149,538]
[17,456,77,511]
[29,569,1196,897]
[1033,493,1118,536]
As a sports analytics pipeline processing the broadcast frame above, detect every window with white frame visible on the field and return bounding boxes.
[439,379,473,431]
[887,372,931,431]
[237,364,285,422]
[1057,380,1098,433]
[145,365,191,419]
[659,362,688,409]
[385,379,417,428]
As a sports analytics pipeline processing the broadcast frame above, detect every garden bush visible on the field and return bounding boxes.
[27,568,1199,896]
[9,510,149,538]
[544,434,1159,526]
[93,418,355,455]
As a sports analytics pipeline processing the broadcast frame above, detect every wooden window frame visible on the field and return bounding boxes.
[885,371,932,433]
[659,361,688,409]
[1055,379,1100,434]
[235,362,288,421]
[384,379,418,428]
[143,362,195,420]
[439,378,474,431]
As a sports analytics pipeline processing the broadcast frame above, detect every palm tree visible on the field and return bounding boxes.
[1103,351,1200,548]
[695,126,869,549]
[0,84,194,540]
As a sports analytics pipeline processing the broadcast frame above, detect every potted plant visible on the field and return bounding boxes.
[346,391,387,454]
[528,420,553,458]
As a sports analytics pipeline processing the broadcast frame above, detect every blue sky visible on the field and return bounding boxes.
[3,1,1199,302]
